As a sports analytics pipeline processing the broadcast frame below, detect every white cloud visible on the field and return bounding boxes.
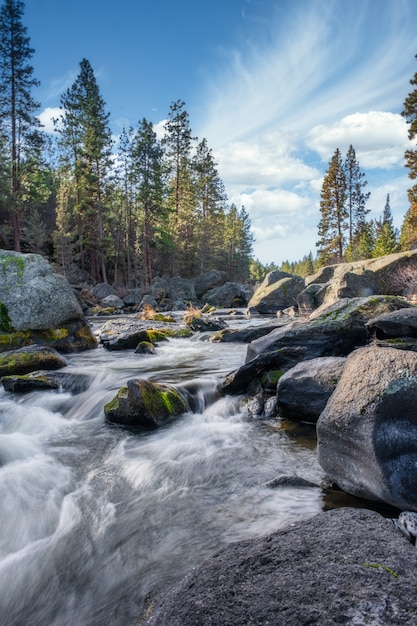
[214,131,319,188]
[37,107,63,133]
[306,111,411,168]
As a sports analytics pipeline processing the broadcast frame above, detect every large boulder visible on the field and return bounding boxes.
[104,378,187,429]
[248,274,305,314]
[99,318,189,350]
[195,270,227,299]
[246,296,411,362]
[203,282,252,308]
[146,507,417,626]
[276,356,346,422]
[168,277,196,302]
[317,345,417,511]
[301,250,417,312]
[0,250,96,352]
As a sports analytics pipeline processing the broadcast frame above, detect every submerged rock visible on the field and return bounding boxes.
[104,378,188,429]
[145,508,417,625]
[1,370,91,394]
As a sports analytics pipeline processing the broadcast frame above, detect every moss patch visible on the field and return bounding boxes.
[0,302,14,333]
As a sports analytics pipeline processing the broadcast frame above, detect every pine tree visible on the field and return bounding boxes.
[193,138,227,272]
[402,54,417,206]
[400,203,417,250]
[55,58,113,281]
[163,100,197,276]
[0,0,42,250]
[316,148,347,265]
[374,194,398,256]
[344,145,370,244]
[130,118,166,286]
[223,204,253,282]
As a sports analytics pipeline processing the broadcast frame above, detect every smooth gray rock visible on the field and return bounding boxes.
[247,275,305,314]
[195,270,227,299]
[101,294,124,309]
[317,345,417,511]
[0,250,83,331]
[146,508,417,626]
[304,250,417,311]
[277,356,346,422]
[203,282,252,308]
[167,277,196,302]
[92,282,116,300]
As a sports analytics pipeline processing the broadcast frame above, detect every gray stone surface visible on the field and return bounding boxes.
[246,296,410,362]
[277,356,346,422]
[317,345,417,511]
[0,250,83,331]
[146,507,417,626]
[248,275,305,314]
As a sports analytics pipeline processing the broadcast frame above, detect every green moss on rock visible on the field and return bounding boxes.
[104,378,187,429]
[0,302,14,333]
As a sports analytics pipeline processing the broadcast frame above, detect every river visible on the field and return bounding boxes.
[0,316,326,625]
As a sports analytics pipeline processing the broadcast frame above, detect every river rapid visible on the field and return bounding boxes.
[0,316,326,625]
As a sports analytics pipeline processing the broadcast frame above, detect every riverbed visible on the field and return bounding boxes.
[0,317,326,625]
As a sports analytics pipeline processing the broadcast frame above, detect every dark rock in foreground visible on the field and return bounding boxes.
[317,345,417,511]
[146,508,417,626]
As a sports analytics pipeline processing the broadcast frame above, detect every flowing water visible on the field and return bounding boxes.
[0,318,326,625]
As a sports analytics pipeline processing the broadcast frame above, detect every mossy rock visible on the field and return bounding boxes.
[1,372,60,393]
[261,369,286,391]
[104,378,187,429]
[0,345,69,377]
[0,302,14,333]
[135,341,157,355]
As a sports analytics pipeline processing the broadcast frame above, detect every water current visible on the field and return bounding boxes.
[0,316,327,625]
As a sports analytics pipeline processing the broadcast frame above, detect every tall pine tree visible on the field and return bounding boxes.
[316,148,347,265]
[55,59,113,281]
[0,0,42,251]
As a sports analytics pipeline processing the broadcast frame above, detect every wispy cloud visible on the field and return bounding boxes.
[196,0,417,263]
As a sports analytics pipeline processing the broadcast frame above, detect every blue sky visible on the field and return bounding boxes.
[25,0,417,265]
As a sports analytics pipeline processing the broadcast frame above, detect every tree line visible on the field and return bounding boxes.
[0,1,253,287]
[1,0,417,286]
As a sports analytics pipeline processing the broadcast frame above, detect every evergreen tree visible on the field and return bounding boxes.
[344,144,370,244]
[316,148,347,265]
[402,54,417,206]
[0,0,43,250]
[55,58,113,281]
[374,194,398,256]
[400,202,417,250]
[130,118,166,286]
[223,204,253,281]
[193,138,227,272]
[163,100,197,276]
